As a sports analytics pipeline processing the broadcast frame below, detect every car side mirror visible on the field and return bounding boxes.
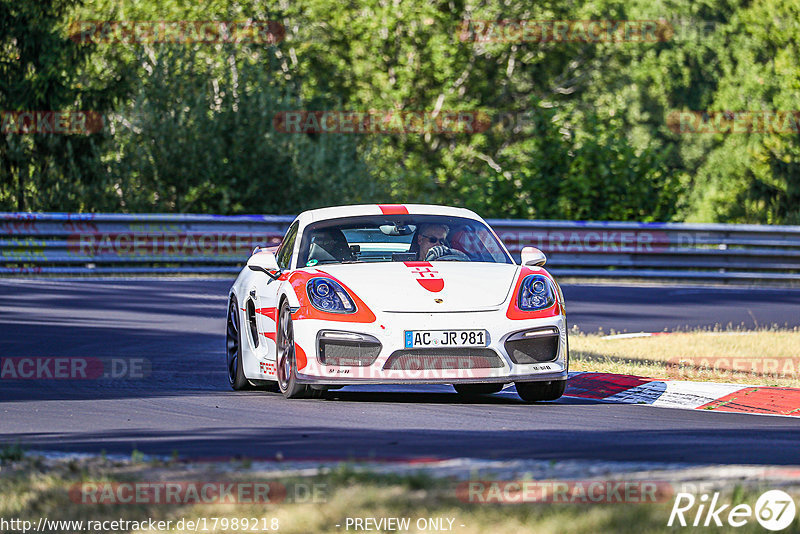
[247,248,281,280]
[520,246,547,267]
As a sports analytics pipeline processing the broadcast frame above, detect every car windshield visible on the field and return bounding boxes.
[296,215,512,267]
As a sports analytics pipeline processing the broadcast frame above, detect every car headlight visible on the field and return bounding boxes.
[307,278,356,313]
[518,274,556,311]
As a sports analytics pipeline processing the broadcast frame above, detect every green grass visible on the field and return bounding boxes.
[571,327,800,387]
[1,456,799,533]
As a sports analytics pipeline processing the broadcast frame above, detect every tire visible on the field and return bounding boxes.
[226,296,251,390]
[453,383,504,396]
[515,379,566,402]
[276,300,316,399]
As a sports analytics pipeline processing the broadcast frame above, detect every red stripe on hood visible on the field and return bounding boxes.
[403,261,444,293]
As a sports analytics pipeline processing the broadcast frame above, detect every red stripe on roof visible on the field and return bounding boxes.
[378,204,409,215]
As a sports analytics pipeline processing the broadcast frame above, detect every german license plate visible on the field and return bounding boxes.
[404,329,487,348]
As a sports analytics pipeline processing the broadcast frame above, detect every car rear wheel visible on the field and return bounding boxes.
[276,301,322,399]
[226,296,250,390]
[453,383,504,396]
[515,379,566,402]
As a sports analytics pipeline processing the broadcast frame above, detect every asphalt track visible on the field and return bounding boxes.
[1,278,800,464]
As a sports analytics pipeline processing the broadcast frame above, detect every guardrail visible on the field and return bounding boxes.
[490,220,800,281]
[2,212,800,280]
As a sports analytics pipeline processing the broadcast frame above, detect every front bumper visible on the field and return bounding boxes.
[292,309,568,385]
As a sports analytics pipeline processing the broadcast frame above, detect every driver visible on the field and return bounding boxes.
[309,229,354,263]
[414,223,449,260]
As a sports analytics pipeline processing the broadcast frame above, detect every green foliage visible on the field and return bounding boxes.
[130,448,144,463]
[107,46,379,213]
[685,0,800,223]
[0,442,24,462]
[0,0,130,211]
[1,0,798,222]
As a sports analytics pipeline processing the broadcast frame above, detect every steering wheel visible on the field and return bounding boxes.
[425,245,470,262]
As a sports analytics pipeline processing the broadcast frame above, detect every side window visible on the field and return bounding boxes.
[276,222,299,270]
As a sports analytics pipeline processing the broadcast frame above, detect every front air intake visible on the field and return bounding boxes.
[504,327,560,364]
[318,331,382,366]
[383,348,504,370]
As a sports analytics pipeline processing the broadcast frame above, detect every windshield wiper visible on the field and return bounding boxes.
[313,259,365,265]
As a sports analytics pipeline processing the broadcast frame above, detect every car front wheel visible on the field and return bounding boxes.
[276,300,321,399]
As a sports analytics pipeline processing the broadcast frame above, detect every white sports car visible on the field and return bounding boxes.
[226,204,568,401]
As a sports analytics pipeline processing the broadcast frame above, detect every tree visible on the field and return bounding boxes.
[0,0,129,211]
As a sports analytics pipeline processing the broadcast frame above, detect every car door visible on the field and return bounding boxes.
[253,221,299,371]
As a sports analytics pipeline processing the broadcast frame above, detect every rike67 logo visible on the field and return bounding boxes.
[669,490,797,531]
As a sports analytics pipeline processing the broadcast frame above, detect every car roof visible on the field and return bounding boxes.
[286,204,508,270]
[299,204,483,225]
